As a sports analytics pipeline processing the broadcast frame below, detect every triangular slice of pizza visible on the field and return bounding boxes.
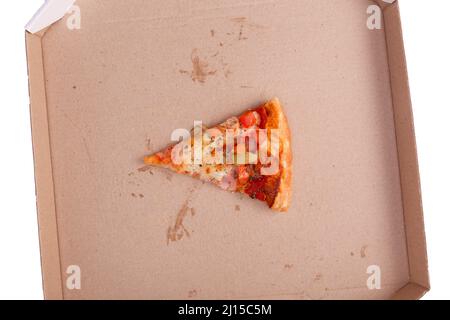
[144,98,292,212]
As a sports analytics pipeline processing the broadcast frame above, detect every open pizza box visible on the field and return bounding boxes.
[26,0,429,300]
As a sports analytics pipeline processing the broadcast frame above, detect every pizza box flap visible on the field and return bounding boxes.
[26,0,77,34]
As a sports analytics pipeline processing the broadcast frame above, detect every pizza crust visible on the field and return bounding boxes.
[264,98,293,212]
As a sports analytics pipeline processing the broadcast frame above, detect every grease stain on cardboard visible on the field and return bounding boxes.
[360,245,368,258]
[188,289,198,298]
[178,17,267,84]
[179,49,217,84]
[167,185,201,245]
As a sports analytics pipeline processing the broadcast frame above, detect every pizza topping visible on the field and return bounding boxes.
[244,176,267,201]
[255,191,267,202]
[209,168,228,182]
[255,106,268,129]
[219,168,238,191]
[221,116,240,130]
[239,111,257,128]
[155,146,175,164]
[237,166,250,185]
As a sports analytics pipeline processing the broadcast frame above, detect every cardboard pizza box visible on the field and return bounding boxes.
[25,0,429,300]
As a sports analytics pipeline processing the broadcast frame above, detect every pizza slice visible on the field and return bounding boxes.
[144,98,292,212]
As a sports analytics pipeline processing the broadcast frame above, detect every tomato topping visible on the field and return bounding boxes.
[255,107,268,129]
[239,111,257,128]
[245,176,266,201]
[237,166,250,185]
[255,192,266,202]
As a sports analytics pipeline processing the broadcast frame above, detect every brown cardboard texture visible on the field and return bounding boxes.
[26,0,429,300]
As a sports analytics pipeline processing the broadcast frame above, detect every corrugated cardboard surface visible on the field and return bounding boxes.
[26,0,429,300]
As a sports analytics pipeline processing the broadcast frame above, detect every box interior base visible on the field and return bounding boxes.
[34,0,412,299]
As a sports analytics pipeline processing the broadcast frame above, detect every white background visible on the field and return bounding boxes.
[0,0,448,300]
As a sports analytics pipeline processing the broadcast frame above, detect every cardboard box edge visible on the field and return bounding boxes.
[26,0,76,34]
[26,31,64,300]
[385,1,430,299]
[391,282,429,300]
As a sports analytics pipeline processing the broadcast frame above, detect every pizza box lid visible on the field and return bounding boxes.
[25,0,429,300]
